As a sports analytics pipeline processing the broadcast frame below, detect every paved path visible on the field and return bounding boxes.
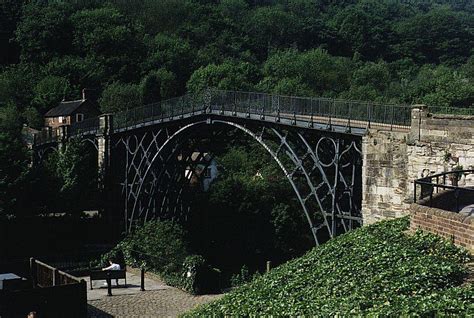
[84,269,222,317]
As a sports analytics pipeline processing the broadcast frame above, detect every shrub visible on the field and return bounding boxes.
[96,220,188,275]
[184,217,473,316]
[182,255,221,295]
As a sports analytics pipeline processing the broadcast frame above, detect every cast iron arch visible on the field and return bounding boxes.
[114,116,363,245]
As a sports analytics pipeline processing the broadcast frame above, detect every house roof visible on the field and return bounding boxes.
[44,100,85,117]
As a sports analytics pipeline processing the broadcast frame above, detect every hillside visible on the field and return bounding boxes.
[185,218,473,316]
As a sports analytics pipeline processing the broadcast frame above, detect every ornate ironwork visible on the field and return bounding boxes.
[111,117,363,244]
[35,89,410,244]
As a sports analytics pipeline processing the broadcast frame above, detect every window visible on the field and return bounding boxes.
[204,167,212,178]
[58,116,64,123]
[76,113,84,122]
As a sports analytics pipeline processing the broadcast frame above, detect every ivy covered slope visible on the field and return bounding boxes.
[185,218,473,316]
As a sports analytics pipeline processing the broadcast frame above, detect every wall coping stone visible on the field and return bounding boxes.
[410,203,473,224]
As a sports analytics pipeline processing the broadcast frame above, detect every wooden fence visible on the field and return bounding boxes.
[0,258,87,318]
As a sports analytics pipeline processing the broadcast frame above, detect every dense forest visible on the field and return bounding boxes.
[0,0,474,279]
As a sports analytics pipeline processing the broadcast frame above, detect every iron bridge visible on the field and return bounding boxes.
[34,89,412,244]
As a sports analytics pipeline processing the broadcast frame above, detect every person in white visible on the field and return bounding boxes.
[102,259,121,286]
[102,259,121,271]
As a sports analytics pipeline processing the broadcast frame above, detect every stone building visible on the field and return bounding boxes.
[44,89,100,129]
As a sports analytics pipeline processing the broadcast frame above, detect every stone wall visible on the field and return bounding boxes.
[410,203,474,253]
[361,130,410,224]
[362,107,474,224]
[407,108,474,185]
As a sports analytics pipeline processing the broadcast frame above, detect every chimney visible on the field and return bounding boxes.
[82,88,96,101]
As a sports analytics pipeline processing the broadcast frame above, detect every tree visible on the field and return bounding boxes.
[70,6,145,83]
[328,1,397,60]
[100,82,142,113]
[45,55,106,92]
[0,0,24,65]
[15,2,72,64]
[403,65,474,107]
[0,104,29,217]
[342,61,392,101]
[186,61,259,93]
[143,34,195,93]
[42,139,98,215]
[141,69,177,104]
[395,7,474,65]
[32,75,70,114]
[261,49,353,96]
[245,6,301,59]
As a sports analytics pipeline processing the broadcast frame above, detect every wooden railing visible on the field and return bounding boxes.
[0,258,87,318]
[33,258,82,287]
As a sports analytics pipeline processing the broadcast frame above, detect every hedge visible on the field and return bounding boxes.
[184,217,473,316]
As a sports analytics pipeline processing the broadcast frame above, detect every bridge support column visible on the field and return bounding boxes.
[97,114,113,219]
[58,125,69,150]
[361,130,410,224]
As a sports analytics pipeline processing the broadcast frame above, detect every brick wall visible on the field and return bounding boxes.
[410,203,474,253]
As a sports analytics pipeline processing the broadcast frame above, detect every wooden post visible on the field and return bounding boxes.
[53,268,60,286]
[266,261,271,273]
[140,268,145,291]
[30,258,37,288]
[79,279,88,317]
[106,272,112,296]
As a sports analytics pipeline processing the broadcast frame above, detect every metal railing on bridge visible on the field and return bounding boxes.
[35,90,418,143]
[69,117,100,136]
[112,89,412,133]
[34,127,60,145]
[209,90,412,129]
[113,93,206,131]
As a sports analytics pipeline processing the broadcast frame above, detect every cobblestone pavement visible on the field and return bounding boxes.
[86,270,222,317]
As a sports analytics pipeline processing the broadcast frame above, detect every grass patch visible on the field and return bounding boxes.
[184,217,473,316]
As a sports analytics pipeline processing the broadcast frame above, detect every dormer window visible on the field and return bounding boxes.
[76,113,84,122]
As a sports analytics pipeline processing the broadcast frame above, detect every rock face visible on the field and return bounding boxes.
[362,106,474,224]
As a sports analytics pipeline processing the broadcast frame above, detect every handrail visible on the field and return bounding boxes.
[33,90,474,147]
[34,258,82,287]
[413,169,474,212]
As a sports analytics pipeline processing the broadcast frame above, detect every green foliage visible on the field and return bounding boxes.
[0,104,30,217]
[187,61,258,93]
[70,5,144,82]
[395,6,474,65]
[42,139,98,215]
[98,220,188,275]
[186,141,313,288]
[99,81,142,113]
[94,220,226,294]
[230,264,252,288]
[260,48,353,96]
[186,218,473,316]
[14,2,72,64]
[140,69,177,104]
[182,254,221,295]
[32,75,70,113]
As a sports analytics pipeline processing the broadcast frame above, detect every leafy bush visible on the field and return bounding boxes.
[184,217,473,316]
[230,265,251,288]
[182,255,221,295]
[95,220,224,294]
[95,220,188,275]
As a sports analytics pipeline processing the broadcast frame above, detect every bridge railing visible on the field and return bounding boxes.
[34,127,60,145]
[69,117,100,136]
[113,93,207,131]
[208,90,412,129]
[414,169,474,213]
[61,89,413,138]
